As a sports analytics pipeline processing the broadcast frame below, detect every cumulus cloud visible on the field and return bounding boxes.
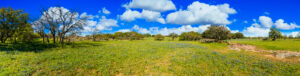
[242,16,272,37]
[80,12,94,19]
[242,25,270,37]
[166,1,236,25]
[102,8,111,14]
[130,25,210,35]
[274,19,300,30]
[120,10,142,21]
[125,0,176,12]
[117,29,131,32]
[259,16,273,28]
[120,10,165,24]
[242,16,300,37]
[132,25,151,34]
[83,16,118,34]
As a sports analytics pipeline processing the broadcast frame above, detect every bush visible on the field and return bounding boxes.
[154,34,164,41]
[202,25,231,41]
[179,31,202,41]
[232,32,244,39]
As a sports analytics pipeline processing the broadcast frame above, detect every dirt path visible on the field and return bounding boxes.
[228,42,300,59]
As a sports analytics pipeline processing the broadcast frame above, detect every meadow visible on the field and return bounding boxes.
[0,38,299,76]
[230,39,300,52]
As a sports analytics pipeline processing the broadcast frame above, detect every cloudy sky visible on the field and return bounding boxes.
[1,0,300,37]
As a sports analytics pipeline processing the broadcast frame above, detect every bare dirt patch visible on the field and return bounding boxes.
[228,42,300,59]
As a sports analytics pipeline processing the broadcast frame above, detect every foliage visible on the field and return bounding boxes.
[154,34,164,41]
[231,32,244,39]
[269,28,282,41]
[143,33,151,37]
[168,32,178,40]
[0,7,32,43]
[202,25,231,41]
[179,31,202,41]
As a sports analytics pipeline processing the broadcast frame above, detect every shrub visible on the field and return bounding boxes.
[202,25,231,41]
[154,34,164,41]
[179,31,202,41]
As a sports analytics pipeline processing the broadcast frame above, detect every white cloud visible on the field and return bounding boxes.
[120,10,142,21]
[80,12,94,19]
[120,10,165,24]
[102,8,111,14]
[133,25,151,34]
[166,1,236,25]
[259,16,273,28]
[95,17,118,30]
[274,19,300,30]
[131,25,211,35]
[242,26,270,37]
[125,0,176,12]
[83,16,119,34]
[117,29,131,32]
[242,16,300,37]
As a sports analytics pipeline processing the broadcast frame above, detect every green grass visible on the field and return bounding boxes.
[230,39,300,52]
[0,39,299,75]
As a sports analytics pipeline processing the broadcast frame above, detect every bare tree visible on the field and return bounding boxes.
[39,7,88,44]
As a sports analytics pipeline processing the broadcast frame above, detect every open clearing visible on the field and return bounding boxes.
[230,39,300,52]
[1,39,300,76]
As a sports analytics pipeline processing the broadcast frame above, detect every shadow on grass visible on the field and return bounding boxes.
[0,42,59,52]
[66,42,104,48]
[0,41,104,52]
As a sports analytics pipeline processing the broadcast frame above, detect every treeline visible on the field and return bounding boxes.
[83,25,245,42]
[86,31,144,41]
[1,7,300,44]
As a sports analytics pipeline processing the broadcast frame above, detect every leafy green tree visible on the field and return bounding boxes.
[179,31,202,41]
[0,7,31,43]
[143,33,151,37]
[232,32,244,39]
[154,34,164,41]
[269,28,282,41]
[202,25,231,41]
[168,32,178,40]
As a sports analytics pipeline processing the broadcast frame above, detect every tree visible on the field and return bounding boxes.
[38,7,88,44]
[143,33,151,37]
[288,35,294,39]
[179,31,202,41]
[32,19,47,43]
[297,33,300,39]
[269,28,282,41]
[0,7,31,43]
[202,25,231,41]
[232,32,244,39]
[168,32,178,40]
[154,34,164,41]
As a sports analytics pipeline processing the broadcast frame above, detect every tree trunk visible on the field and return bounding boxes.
[46,35,49,43]
[42,34,45,43]
[52,34,56,43]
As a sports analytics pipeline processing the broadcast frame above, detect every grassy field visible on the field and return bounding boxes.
[0,39,300,75]
[230,39,300,52]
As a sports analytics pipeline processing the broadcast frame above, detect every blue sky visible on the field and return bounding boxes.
[1,0,300,37]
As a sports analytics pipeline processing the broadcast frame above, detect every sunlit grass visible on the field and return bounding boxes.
[0,39,299,75]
